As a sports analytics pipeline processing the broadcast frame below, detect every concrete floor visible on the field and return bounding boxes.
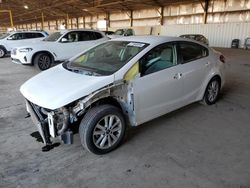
[0,48,250,188]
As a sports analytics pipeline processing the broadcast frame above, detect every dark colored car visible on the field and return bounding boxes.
[103,31,115,35]
[180,34,209,46]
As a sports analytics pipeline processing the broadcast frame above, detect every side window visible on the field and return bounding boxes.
[24,33,34,39]
[62,32,79,42]
[139,43,176,76]
[34,33,45,38]
[24,33,44,39]
[62,31,102,42]
[8,33,24,40]
[178,42,208,64]
[93,32,103,39]
[79,31,97,41]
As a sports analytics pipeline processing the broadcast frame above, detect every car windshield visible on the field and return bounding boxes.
[43,32,62,41]
[114,29,125,35]
[0,33,10,39]
[64,41,148,76]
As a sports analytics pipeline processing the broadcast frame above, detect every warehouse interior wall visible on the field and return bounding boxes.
[160,22,250,48]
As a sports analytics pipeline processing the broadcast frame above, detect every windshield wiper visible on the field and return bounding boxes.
[66,64,101,76]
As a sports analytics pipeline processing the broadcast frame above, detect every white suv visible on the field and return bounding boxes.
[0,31,48,58]
[11,29,109,70]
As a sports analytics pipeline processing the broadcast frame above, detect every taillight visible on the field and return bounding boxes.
[220,55,225,63]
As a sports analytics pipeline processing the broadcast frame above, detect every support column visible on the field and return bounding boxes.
[66,14,69,29]
[130,10,133,27]
[160,7,164,25]
[203,0,209,24]
[9,10,14,28]
[41,12,44,30]
[106,12,110,31]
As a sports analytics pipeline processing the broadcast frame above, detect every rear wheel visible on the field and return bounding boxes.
[202,77,220,105]
[34,53,53,71]
[79,105,126,155]
[0,47,6,58]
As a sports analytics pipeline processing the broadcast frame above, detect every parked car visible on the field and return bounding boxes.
[20,36,226,154]
[108,28,135,39]
[244,38,250,50]
[179,34,209,46]
[0,32,7,37]
[11,29,109,70]
[0,30,48,58]
[103,31,114,35]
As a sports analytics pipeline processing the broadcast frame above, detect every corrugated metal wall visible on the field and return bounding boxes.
[160,22,250,48]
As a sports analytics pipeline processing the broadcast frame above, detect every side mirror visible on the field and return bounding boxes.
[61,38,68,43]
[7,36,13,40]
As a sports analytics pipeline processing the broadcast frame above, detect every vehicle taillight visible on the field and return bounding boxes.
[220,55,225,63]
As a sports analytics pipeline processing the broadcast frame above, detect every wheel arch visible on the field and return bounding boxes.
[86,96,126,117]
[198,73,222,101]
[0,45,7,51]
[31,50,55,65]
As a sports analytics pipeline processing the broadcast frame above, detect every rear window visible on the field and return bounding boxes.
[178,42,208,63]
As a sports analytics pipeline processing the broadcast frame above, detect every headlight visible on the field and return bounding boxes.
[18,48,33,52]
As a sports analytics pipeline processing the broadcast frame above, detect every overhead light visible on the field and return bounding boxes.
[83,8,88,11]
[24,5,29,9]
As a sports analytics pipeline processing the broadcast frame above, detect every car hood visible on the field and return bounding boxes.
[20,64,114,110]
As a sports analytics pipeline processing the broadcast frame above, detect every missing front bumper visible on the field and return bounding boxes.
[26,100,51,145]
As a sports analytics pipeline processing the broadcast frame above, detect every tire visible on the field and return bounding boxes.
[34,53,53,71]
[202,77,220,105]
[0,47,6,58]
[79,104,126,155]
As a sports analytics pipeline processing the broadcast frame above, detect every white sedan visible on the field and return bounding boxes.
[11,29,108,70]
[20,36,226,154]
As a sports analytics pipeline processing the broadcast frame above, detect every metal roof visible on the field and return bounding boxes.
[0,0,199,26]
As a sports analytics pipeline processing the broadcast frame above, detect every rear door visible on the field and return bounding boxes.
[176,41,210,103]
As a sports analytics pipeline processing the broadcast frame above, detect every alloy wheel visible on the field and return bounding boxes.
[38,55,50,70]
[0,49,5,57]
[207,80,219,103]
[92,115,122,149]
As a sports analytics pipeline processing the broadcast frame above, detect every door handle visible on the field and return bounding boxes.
[205,62,210,66]
[173,73,182,79]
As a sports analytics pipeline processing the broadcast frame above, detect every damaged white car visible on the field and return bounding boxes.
[20,36,226,154]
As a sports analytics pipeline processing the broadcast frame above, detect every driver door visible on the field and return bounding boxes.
[132,42,184,125]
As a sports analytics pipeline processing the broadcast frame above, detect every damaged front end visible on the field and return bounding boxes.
[26,100,73,148]
[26,80,136,151]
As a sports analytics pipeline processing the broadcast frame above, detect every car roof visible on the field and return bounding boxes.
[59,29,105,35]
[111,35,190,46]
[61,29,104,33]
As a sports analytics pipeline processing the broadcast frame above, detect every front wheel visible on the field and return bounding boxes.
[79,105,126,155]
[34,53,53,71]
[202,77,220,105]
